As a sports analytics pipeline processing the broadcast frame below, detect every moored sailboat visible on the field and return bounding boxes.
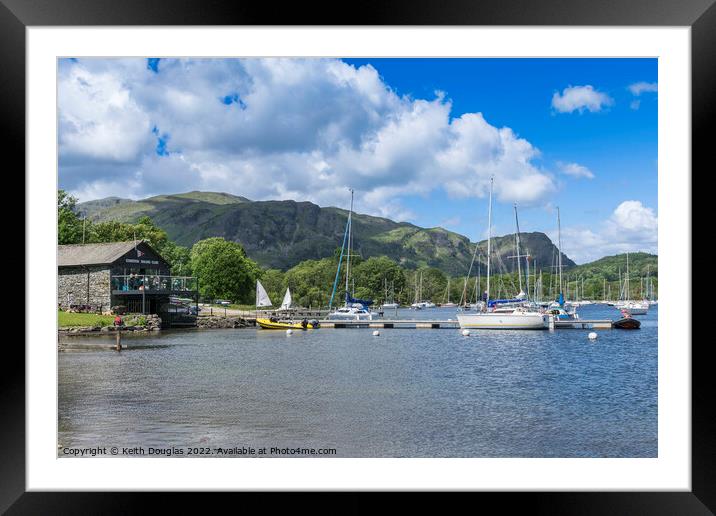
[326,189,376,321]
[456,177,548,330]
[441,278,458,308]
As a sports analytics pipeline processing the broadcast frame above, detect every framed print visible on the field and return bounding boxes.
[4,0,711,512]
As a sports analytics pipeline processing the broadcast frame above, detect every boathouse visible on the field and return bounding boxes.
[58,240,198,326]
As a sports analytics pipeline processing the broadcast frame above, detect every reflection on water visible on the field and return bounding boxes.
[58,304,657,457]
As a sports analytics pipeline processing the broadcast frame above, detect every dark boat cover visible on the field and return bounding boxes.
[613,317,641,329]
[346,293,374,307]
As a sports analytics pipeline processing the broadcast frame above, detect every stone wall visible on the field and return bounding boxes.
[196,316,254,329]
[58,266,111,310]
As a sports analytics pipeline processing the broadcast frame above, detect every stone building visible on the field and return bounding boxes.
[58,241,198,325]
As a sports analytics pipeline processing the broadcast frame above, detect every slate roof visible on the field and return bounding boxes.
[58,241,145,267]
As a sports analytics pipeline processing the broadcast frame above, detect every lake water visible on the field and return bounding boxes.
[58,304,657,457]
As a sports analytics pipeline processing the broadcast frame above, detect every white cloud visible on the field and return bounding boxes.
[59,64,153,164]
[58,58,556,221]
[628,81,658,96]
[551,85,613,114]
[627,82,657,110]
[609,200,658,232]
[557,161,594,179]
[554,200,657,263]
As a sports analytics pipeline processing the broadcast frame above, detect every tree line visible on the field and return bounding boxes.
[60,190,657,307]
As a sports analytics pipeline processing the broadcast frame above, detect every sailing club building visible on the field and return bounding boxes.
[57,240,198,325]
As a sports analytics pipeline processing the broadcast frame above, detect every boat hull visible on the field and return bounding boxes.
[613,317,641,329]
[325,311,374,321]
[256,318,318,330]
[456,312,548,330]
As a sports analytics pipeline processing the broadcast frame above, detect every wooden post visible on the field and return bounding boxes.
[115,330,122,351]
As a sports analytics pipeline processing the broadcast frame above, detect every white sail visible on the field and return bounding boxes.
[280,287,292,310]
[256,280,273,307]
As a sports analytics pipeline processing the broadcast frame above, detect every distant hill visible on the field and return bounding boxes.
[77,191,576,275]
[567,252,658,281]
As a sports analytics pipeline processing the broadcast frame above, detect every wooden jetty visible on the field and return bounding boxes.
[320,319,459,329]
[551,319,614,329]
[317,318,618,329]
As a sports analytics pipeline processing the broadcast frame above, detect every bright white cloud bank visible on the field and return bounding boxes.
[556,200,658,263]
[551,85,613,114]
[58,58,556,220]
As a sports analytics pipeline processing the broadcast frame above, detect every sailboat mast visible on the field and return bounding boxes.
[419,271,423,302]
[557,206,563,295]
[626,252,630,301]
[513,203,523,295]
[486,177,493,307]
[345,188,354,302]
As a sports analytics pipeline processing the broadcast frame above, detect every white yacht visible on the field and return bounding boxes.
[326,304,375,321]
[456,178,547,330]
[619,300,649,315]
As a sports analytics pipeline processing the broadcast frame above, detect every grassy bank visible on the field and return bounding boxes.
[203,303,255,311]
[58,311,115,328]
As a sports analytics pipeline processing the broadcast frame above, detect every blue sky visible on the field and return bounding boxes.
[58,57,657,262]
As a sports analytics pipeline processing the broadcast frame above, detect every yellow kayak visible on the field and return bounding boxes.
[256,318,319,330]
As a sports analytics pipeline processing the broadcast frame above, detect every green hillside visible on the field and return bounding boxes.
[77,191,576,275]
[568,252,657,281]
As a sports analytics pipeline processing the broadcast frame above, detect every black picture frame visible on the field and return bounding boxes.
[4,0,709,512]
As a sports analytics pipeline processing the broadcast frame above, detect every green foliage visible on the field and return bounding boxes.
[284,258,336,308]
[418,267,447,302]
[87,216,169,252]
[161,241,193,276]
[352,256,407,304]
[190,237,260,303]
[58,190,84,244]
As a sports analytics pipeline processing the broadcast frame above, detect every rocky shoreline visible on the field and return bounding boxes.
[58,314,255,335]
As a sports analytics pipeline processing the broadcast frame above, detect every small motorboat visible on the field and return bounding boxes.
[256,317,319,330]
[613,315,641,329]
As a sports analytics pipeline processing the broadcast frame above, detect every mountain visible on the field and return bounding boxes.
[77,191,576,275]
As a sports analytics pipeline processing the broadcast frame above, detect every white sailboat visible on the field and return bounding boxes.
[457,177,548,330]
[280,287,292,310]
[326,189,375,321]
[381,279,399,309]
[616,253,649,315]
[441,278,458,308]
[256,280,273,308]
[411,271,436,308]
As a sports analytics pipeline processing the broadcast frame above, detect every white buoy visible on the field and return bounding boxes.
[372,330,380,336]
[462,329,470,337]
[286,329,293,336]
[588,332,598,340]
